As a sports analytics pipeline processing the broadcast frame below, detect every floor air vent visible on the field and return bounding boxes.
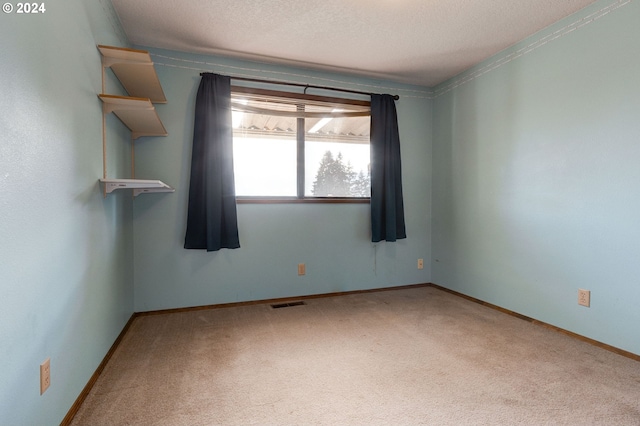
[270,301,306,309]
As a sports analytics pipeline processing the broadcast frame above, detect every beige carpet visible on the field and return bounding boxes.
[71,286,640,425]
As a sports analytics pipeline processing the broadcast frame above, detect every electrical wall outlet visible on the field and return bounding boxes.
[40,358,50,395]
[578,289,590,307]
[417,259,424,270]
[298,263,306,276]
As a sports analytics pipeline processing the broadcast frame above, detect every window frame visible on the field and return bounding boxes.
[231,86,371,204]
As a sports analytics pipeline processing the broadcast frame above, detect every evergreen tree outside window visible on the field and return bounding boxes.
[311,151,370,197]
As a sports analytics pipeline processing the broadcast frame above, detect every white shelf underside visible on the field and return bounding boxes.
[100,178,175,197]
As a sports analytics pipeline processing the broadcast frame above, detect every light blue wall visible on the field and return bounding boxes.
[432,0,640,355]
[0,0,134,423]
[132,49,433,311]
[5,0,636,422]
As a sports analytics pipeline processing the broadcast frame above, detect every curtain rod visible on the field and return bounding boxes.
[199,73,399,100]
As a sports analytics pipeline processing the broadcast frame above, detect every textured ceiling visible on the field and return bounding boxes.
[110,0,598,87]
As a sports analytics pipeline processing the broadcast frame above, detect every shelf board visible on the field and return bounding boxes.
[99,94,168,139]
[100,178,175,197]
[98,45,167,103]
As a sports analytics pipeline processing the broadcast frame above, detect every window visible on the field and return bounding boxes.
[231,87,371,202]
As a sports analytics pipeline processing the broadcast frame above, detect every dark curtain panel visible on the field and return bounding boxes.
[184,73,240,251]
[370,94,406,242]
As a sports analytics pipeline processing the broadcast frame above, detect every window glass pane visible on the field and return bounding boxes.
[233,105,297,196]
[305,114,370,197]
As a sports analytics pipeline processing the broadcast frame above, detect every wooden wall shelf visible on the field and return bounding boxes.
[99,94,167,140]
[98,45,167,103]
[99,45,173,197]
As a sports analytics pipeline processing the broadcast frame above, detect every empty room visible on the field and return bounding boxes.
[1,0,639,424]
